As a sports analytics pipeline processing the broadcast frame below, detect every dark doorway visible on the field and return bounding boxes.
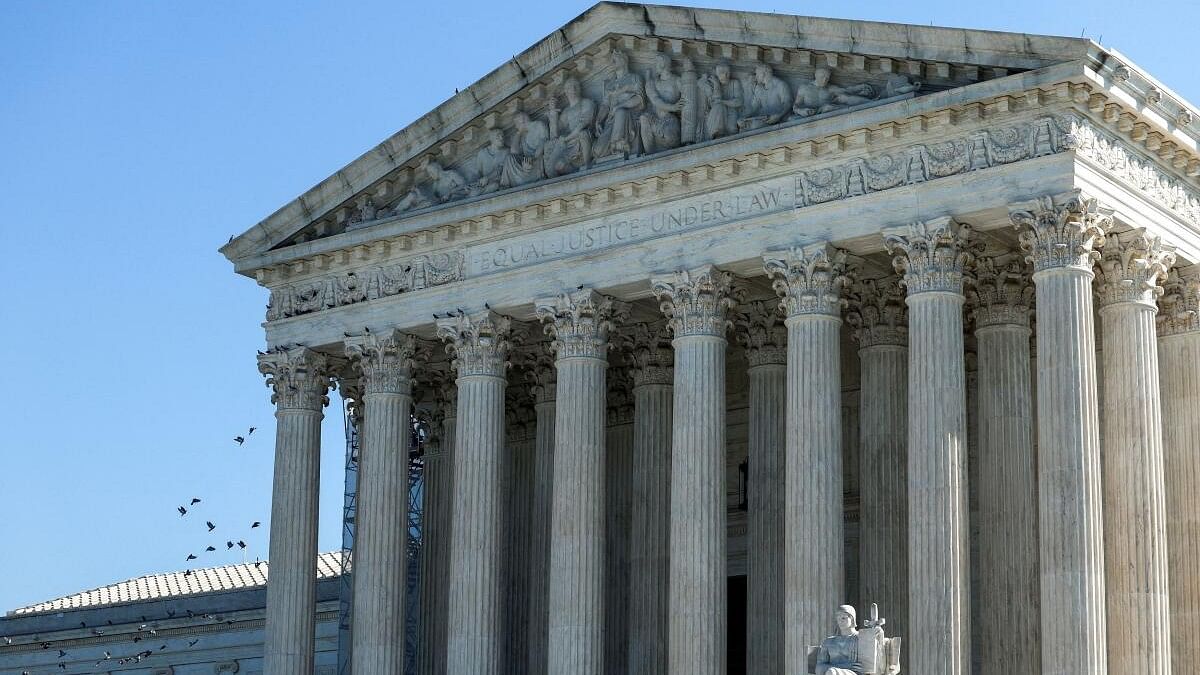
[728,574,747,675]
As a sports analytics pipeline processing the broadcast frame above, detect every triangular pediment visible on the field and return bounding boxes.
[221,2,1093,266]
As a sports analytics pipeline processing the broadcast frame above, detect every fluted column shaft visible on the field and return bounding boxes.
[627,322,673,675]
[258,348,333,675]
[857,345,908,630]
[419,384,456,675]
[345,332,417,675]
[1012,193,1109,675]
[1158,273,1200,672]
[605,406,634,675]
[764,244,849,671]
[527,372,556,675]
[970,259,1039,675]
[538,290,624,675]
[885,220,971,675]
[849,277,909,641]
[746,355,785,675]
[1097,231,1174,675]
[652,267,736,675]
[503,397,535,675]
[437,311,511,675]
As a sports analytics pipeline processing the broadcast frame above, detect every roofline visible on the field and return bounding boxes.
[219,1,1095,268]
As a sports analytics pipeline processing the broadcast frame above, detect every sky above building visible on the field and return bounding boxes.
[1,0,1195,614]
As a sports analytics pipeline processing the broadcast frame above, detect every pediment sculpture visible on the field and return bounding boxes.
[808,603,901,675]
[345,47,922,232]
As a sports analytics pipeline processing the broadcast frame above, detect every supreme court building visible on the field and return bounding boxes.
[220,4,1200,674]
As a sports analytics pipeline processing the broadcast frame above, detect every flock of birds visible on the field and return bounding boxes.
[5,425,269,673]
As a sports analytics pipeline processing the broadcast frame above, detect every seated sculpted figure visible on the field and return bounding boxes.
[466,129,510,196]
[639,52,683,154]
[544,77,596,177]
[501,110,549,188]
[813,604,900,675]
[738,63,791,131]
[593,49,645,158]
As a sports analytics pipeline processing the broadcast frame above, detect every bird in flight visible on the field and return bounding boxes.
[188,639,200,647]
[233,436,245,445]
[205,546,216,552]
[186,554,197,561]
[190,497,201,505]
[177,506,187,516]
[248,426,256,434]
[251,521,261,528]
[206,521,216,532]
[226,541,234,550]
[237,540,247,549]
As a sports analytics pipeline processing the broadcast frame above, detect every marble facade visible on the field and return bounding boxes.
[222,4,1200,673]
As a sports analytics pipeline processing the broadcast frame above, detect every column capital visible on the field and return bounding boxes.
[521,340,558,404]
[1096,229,1175,309]
[1157,269,1200,336]
[762,242,850,318]
[344,329,422,395]
[968,256,1034,328]
[424,365,458,419]
[258,347,335,411]
[535,289,629,361]
[436,310,512,378]
[846,276,908,347]
[338,374,365,425]
[883,217,975,296]
[625,321,674,387]
[651,265,739,338]
[1011,191,1112,273]
[608,364,636,425]
[735,299,788,366]
[505,388,537,444]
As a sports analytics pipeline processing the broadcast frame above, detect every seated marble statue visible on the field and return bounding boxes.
[544,76,595,178]
[738,63,791,131]
[812,604,900,675]
[501,110,549,188]
[466,129,510,196]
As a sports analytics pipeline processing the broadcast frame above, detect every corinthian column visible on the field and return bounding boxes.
[651,266,737,675]
[343,331,419,675]
[626,322,673,675]
[1158,270,1200,672]
[763,243,850,670]
[536,290,626,675]
[1096,230,1175,675]
[846,277,908,642]
[525,346,556,675]
[884,219,973,675]
[257,347,334,675]
[968,257,1039,675]
[436,311,512,675]
[1011,193,1110,675]
[419,369,456,675]
[735,300,787,675]
[605,364,635,675]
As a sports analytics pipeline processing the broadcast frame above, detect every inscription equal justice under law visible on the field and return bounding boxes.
[466,176,794,275]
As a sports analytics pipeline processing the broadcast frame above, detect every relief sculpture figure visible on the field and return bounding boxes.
[593,49,645,158]
[880,73,921,99]
[466,129,510,196]
[698,61,743,140]
[793,67,875,119]
[544,77,595,177]
[501,110,550,187]
[389,159,468,214]
[738,63,791,131]
[639,52,684,154]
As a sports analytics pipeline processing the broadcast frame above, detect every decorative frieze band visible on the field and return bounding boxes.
[266,252,464,321]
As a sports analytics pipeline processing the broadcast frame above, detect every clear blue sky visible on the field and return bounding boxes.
[0,0,1195,613]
